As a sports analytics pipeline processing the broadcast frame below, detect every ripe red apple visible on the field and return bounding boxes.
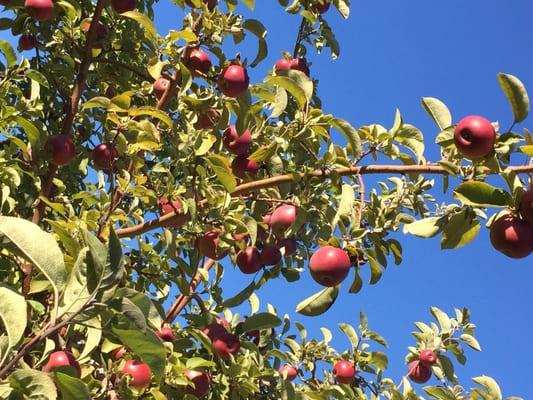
[419,349,437,366]
[278,238,297,256]
[236,246,263,274]
[212,332,240,359]
[489,215,533,259]
[111,0,136,13]
[519,188,533,226]
[202,322,228,340]
[123,359,151,390]
[92,143,118,172]
[223,125,252,155]
[218,64,249,98]
[333,360,355,384]
[274,58,291,73]
[407,360,432,384]
[157,197,188,228]
[42,350,81,378]
[231,155,259,179]
[184,0,216,11]
[289,58,310,76]
[183,369,210,398]
[18,34,36,51]
[156,326,176,342]
[45,134,76,166]
[309,246,351,287]
[454,115,496,159]
[153,77,169,99]
[25,0,54,21]
[195,108,220,129]
[198,230,227,260]
[312,0,330,13]
[260,244,282,266]
[112,346,127,360]
[269,204,298,232]
[262,214,271,225]
[185,48,212,76]
[279,364,298,381]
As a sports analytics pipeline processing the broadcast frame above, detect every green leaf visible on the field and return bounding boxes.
[423,386,457,400]
[223,280,257,308]
[239,313,281,333]
[296,286,339,316]
[207,155,236,192]
[249,142,278,162]
[431,307,451,333]
[0,40,16,67]
[270,86,288,118]
[331,184,355,229]
[130,106,173,128]
[242,19,267,67]
[265,71,313,109]
[0,285,26,351]
[454,181,513,207]
[460,333,481,351]
[54,373,91,400]
[8,369,57,399]
[59,248,91,318]
[82,96,111,110]
[185,357,216,369]
[13,116,40,147]
[497,73,529,124]
[441,211,480,250]
[472,376,502,400]
[78,317,102,362]
[403,217,442,238]
[518,145,533,156]
[421,97,452,130]
[338,323,359,349]
[115,288,162,330]
[241,0,255,10]
[368,256,382,285]
[121,11,157,40]
[331,118,362,158]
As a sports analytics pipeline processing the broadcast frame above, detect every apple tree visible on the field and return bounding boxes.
[0,0,531,398]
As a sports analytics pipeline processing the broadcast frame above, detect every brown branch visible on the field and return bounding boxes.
[293,17,307,58]
[116,163,533,238]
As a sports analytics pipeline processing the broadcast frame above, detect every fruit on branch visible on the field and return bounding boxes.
[260,244,282,266]
[419,349,437,366]
[407,360,432,384]
[269,204,298,232]
[333,360,356,384]
[153,77,170,100]
[489,214,533,259]
[223,125,252,155]
[212,332,241,359]
[202,322,229,340]
[198,230,228,260]
[25,0,54,22]
[236,246,263,274]
[279,364,298,381]
[312,0,330,14]
[184,48,212,76]
[274,58,291,72]
[231,155,259,179]
[218,64,249,98]
[453,115,496,159]
[263,214,272,225]
[194,108,220,129]
[278,238,297,256]
[183,369,210,398]
[18,34,36,51]
[519,188,533,226]
[122,359,152,390]
[289,58,310,76]
[309,246,351,286]
[112,346,127,360]
[111,0,136,13]
[92,143,118,172]
[156,326,176,342]
[42,350,81,378]
[184,0,216,11]
[45,134,76,166]
[157,197,188,228]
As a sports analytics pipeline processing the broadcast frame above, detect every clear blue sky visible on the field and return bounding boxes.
[3,0,532,397]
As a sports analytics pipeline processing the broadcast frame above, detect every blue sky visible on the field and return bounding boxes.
[3,0,533,397]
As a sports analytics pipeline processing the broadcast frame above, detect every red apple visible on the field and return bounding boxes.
[123,359,151,390]
[407,360,432,384]
[223,125,252,155]
[274,58,291,73]
[202,322,228,340]
[45,134,76,166]
[112,346,127,360]
[184,0,216,11]
[269,204,298,232]
[153,77,169,100]
[419,349,437,366]
[157,197,188,228]
[279,364,298,381]
[309,246,351,287]
[231,155,259,179]
[519,188,533,226]
[236,246,263,274]
[490,215,533,259]
[333,360,356,384]
[263,214,272,225]
[454,115,496,159]
[42,350,81,378]
[111,0,136,13]
[260,244,282,266]
[312,0,330,13]
[278,238,297,256]
[25,0,54,21]
[290,58,310,76]
[183,369,210,398]
[185,48,212,76]
[18,34,36,51]
[156,326,176,342]
[212,332,240,359]
[195,108,220,129]
[92,143,118,172]
[218,64,249,98]
[198,230,227,260]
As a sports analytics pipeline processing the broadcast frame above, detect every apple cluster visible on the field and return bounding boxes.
[407,349,437,384]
